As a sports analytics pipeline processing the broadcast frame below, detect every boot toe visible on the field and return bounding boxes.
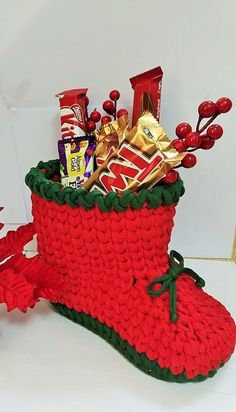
[143,276,236,381]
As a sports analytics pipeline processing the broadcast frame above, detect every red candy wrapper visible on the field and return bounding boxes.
[130,67,163,126]
[56,89,88,138]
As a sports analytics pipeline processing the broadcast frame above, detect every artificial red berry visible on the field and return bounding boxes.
[198,101,216,118]
[101,115,112,125]
[172,139,186,153]
[90,110,101,123]
[216,97,232,113]
[181,153,197,168]
[51,175,61,182]
[162,170,179,184]
[185,132,201,148]
[109,89,120,101]
[175,123,192,139]
[207,124,223,140]
[103,100,115,113]
[86,120,96,133]
[200,136,215,150]
[117,109,128,118]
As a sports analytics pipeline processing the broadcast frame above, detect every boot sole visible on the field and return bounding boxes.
[52,302,225,383]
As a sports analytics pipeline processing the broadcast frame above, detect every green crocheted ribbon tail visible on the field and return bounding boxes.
[147,250,205,322]
[25,159,185,212]
[52,303,223,383]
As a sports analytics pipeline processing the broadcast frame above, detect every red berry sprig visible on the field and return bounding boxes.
[216,97,232,113]
[109,89,120,101]
[117,108,128,118]
[181,153,197,168]
[207,124,223,139]
[90,109,101,123]
[185,132,201,148]
[109,89,120,119]
[85,109,102,134]
[198,101,216,118]
[86,120,96,133]
[103,100,115,116]
[79,94,102,134]
[200,136,215,150]
[176,122,192,138]
[172,139,186,152]
[101,115,112,125]
[102,89,128,122]
[161,170,179,184]
[197,97,232,134]
[102,90,119,119]
[173,97,232,170]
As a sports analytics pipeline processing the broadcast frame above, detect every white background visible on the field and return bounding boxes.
[0,0,235,257]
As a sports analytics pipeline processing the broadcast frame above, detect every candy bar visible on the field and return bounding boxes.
[83,112,185,193]
[130,67,163,126]
[58,137,96,189]
[56,89,88,138]
[95,114,129,167]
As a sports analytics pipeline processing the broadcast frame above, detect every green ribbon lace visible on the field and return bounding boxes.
[147,250,205,323]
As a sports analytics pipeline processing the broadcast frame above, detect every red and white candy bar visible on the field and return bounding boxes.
[56,88,88,138]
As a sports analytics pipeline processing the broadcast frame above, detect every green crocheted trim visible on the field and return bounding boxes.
[25,159,185,212]
[52,303,222,383]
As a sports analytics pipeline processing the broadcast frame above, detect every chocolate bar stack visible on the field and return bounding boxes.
[56,67,184,193]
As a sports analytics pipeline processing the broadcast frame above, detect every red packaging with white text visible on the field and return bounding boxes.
[130,67,163,127]
[56,88,88,139]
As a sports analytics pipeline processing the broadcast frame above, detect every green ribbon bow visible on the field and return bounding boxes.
[147,250,205,323]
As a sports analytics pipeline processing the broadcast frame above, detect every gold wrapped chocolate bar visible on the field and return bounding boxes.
[95,114,129,167]
[83,112,185,193]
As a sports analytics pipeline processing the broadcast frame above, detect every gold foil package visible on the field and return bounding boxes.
[83,112,185,193]
[95,114,129,166]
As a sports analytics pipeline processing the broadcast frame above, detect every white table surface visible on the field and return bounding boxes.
[0,226,235,412]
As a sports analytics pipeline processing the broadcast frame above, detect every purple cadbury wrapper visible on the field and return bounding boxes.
[58,136,96,189]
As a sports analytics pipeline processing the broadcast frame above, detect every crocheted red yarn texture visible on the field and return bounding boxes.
[32,193,235,379]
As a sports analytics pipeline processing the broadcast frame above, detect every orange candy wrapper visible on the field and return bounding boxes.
[83,112,185,194]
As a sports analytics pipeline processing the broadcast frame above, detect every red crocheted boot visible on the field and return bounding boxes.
[26,160,236,383]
